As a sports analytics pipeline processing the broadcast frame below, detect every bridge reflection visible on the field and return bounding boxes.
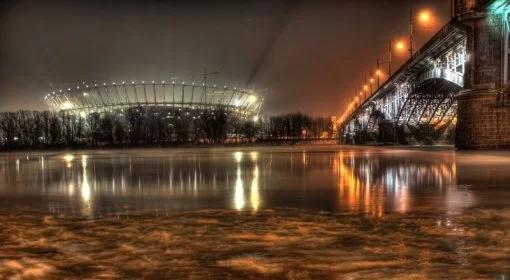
[333,150,470,217]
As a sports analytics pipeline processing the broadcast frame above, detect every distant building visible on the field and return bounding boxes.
[44,81,263,120]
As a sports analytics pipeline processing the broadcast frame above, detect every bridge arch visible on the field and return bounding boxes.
[397,78,461,127]
[366,110,386,135]
[416,68,464,88]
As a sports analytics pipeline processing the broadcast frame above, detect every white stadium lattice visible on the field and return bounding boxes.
[45,81,263,118]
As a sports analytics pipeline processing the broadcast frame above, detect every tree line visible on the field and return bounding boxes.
[0,108,336,150]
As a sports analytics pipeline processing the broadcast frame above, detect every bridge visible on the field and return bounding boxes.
[340,0,510,149]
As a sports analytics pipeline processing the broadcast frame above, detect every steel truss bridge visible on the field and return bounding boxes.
[342,21,468,145]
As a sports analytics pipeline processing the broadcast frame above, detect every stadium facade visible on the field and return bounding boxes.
[44,81,263,119]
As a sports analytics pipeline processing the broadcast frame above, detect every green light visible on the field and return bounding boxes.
[489,0,510,15]
[487,0,510,32]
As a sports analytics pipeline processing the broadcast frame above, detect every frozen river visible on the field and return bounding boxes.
[0,146,509,279]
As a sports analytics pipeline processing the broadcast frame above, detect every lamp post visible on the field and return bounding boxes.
[369,77,375,93]
[409,7,414,58]
[410,8,434,57]
[376,58,381,88]
[388,40,392,76]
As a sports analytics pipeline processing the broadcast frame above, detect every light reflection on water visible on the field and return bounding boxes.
[2,147,510,279]
[0,147,509,218]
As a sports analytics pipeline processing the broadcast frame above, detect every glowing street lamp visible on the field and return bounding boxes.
[395,40,407,53]
[375,68,383,87]
[409,8,436,57]
[417,9,433,25]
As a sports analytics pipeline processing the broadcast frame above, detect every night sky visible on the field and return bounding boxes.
[0,0,450,116]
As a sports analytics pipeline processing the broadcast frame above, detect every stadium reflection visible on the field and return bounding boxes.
[0,147,509,218]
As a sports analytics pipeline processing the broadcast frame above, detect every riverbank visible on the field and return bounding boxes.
[0,139,339,153]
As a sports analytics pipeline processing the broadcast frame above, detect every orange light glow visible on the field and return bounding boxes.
[394,40,407,53]
[375,69,382,76]
[369,78,375,83]
[363,85,369,91]
[417,9,433,25]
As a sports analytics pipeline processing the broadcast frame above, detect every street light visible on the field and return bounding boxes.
[375,69,383,86]
[417,9,433,26]
[395,40,407,53]
[410,8,436,57]
[375,58,382,87]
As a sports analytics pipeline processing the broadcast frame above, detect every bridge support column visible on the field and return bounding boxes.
[456,89,510,149]
[378,120,398,144]
[455,1,510,149]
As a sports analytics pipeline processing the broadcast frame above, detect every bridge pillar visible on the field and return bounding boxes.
[456,1,510,149]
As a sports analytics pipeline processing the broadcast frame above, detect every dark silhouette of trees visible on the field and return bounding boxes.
[98,113,114,145]
[125,107,145,145]
[87,112,101,146]
[198,109,228,143]
[0,112,18,148]
[0,109,336,150]
[266,113,334,140]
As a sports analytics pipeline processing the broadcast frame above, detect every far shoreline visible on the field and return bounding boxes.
[0,139,340,154]
[0,141,468,157]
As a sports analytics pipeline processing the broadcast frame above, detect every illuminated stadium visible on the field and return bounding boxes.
[44,81,263,119]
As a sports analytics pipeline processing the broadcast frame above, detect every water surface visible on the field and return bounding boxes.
[1,146,509,279]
